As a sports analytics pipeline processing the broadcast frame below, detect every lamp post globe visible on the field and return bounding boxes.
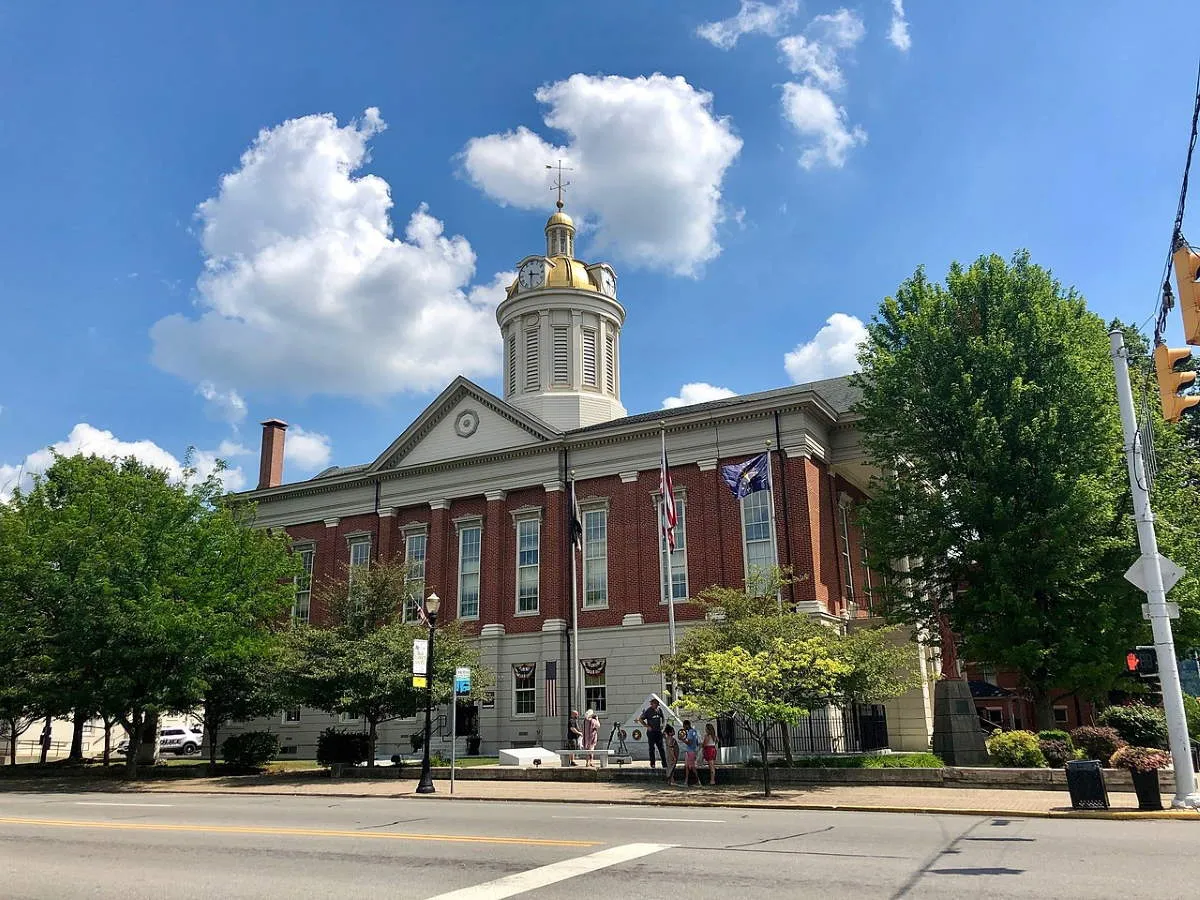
[416,592,440,794]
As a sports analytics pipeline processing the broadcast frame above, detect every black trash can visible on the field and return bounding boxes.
[1065,759,1109,810]
[1130,768,1163,811]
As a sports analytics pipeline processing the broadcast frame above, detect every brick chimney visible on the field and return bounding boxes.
[258,419,288,490]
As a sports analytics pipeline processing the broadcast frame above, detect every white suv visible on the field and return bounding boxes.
[158,726,204,756]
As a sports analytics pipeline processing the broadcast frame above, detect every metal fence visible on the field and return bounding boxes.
[719,703,890,757]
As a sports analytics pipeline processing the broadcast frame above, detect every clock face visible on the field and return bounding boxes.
[599,268,616,297]
[518,259,546,290]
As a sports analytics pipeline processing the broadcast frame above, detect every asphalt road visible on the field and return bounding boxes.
[0,791,1196,899]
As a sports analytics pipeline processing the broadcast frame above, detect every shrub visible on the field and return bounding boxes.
[1038,739,1072,768]
[221,732,280,769]
[985,730,1046,767]
[316,729,370,767]
[1037,729,1072,748]
[1110,745,1171,773]
[862,753,944,769]
[748,754,944,769]
[1069,726,1126,766]
[1097,704,1169,749]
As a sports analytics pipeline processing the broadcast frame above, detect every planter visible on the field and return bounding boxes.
[1130,768,1163,810]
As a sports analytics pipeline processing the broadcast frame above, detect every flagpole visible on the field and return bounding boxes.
[569,471,582,713]
[764,438,782,613]
[659,425,678,705]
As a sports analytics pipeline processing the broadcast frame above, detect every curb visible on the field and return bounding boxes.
[74,785,1200,821]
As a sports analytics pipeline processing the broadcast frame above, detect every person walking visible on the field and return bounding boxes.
[567,711,583,765]
[663,725,680,786]
[637,698,667,768]
[702,723,719,785]
[680,720,700,787]
[582,709,600,767]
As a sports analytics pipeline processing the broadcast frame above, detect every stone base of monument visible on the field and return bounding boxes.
[498,747,561,768]
[931,679,991,766]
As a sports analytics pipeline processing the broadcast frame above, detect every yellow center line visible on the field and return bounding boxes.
[0,816,597,848]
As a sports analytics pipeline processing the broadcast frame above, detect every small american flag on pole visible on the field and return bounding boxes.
[659,433,677,551]
[545,660,559,717]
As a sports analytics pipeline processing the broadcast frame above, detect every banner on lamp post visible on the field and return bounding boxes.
[413,639,428,688]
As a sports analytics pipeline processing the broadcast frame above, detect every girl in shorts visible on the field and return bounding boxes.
[702,723,719,785]
[663,725,679,786]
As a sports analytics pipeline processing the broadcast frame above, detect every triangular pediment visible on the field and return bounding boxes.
[368,377,560,472]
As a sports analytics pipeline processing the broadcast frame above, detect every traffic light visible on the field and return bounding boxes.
[1173,244,1200,345]
[1126,646,1159,678]
[1153,343,1200,423]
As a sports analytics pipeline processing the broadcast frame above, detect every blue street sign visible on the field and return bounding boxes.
[454,666,471,696]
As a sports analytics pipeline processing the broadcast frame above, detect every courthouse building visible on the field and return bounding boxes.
[234,204,938,759]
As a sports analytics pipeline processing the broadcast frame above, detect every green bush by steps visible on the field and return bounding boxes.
[745,753,944,769]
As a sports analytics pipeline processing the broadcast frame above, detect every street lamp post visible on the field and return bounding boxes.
[416,592,441,795]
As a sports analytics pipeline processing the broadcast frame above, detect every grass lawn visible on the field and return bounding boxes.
[453,756,499,768]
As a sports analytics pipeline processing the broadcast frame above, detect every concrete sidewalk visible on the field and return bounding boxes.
[5,771,1196,820]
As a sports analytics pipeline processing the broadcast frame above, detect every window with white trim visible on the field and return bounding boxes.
[583,659,607,712]
[293,547,314,623]
[516,518,540,613]
[659,493,688,602]
[740,490,774,592]
[282,708,301,724]
[552,326,569,385]
[457,524,481,619]
[582,329,597,388]
[513,664,536,717]
[524,327,540,391]
[339,711,361,724]
[506,332,516,395]
[837,500,855,601]
[348,535,371,574]
[403,531,426,623]
[583,508,608,608]
[605,331,615,393]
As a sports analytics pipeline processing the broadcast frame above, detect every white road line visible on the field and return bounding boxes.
[424,842,673,900]
[552,815,725,823]
[74,802,175,808]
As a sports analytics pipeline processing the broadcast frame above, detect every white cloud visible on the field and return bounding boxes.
[697,0,799,49]
[284,425,333,473]
[150,108,509,400]
[0,423,247,502]
[785,313,868,383]
[781,83,867,169]
[778,9,865,90]
[662,382,738,409]
[889,0,912,52]
[197,381,247,424]
[461,74,742,276]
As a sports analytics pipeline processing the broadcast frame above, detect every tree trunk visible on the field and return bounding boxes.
[368,718,378,767]
[135,711,160,770]
[759,731,771,798]
[102,719,112,766]
[1030,687,1055,731]
[124,710,144,779]
[7,721,17,766]
[779,721,794,766]
[38,715,52,764]
[69,712,86,761]
[208,723,220,771]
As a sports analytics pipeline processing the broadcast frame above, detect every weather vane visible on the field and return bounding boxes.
[545,159,573,210]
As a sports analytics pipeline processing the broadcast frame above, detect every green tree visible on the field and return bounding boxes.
[5,453,297,777]
[856,253,1139,728]
[285,557,493,765]
[661,574,920,794]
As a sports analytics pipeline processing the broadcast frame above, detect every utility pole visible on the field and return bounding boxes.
[1110,328,1200,808]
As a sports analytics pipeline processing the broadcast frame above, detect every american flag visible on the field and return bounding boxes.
[545,660,559,717]
[659,434,677,551]
[569,480,583,550]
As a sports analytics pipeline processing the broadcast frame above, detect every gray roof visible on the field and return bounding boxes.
[305,374,860,480]
[567,374,861,435]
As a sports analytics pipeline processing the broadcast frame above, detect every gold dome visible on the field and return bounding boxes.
[545,209,575,230]
[544,256,596,291]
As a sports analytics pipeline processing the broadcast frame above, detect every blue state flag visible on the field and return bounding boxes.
[720,453,770,499]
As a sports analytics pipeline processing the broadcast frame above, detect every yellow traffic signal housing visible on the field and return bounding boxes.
[1173,244,1200,345]
[1154,343,1200,423]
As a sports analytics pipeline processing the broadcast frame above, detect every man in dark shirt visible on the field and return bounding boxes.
[637,698,667,768]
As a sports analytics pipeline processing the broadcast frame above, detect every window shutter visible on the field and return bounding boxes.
[605,332,615,393]
[506,333,517,395]
[552,326,569,385]
[582,330,597,388]
[525,328,539,391]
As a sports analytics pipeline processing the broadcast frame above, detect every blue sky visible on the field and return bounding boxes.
[1,1,1197,493]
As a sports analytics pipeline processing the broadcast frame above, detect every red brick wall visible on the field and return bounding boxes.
[282,453,858,630]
